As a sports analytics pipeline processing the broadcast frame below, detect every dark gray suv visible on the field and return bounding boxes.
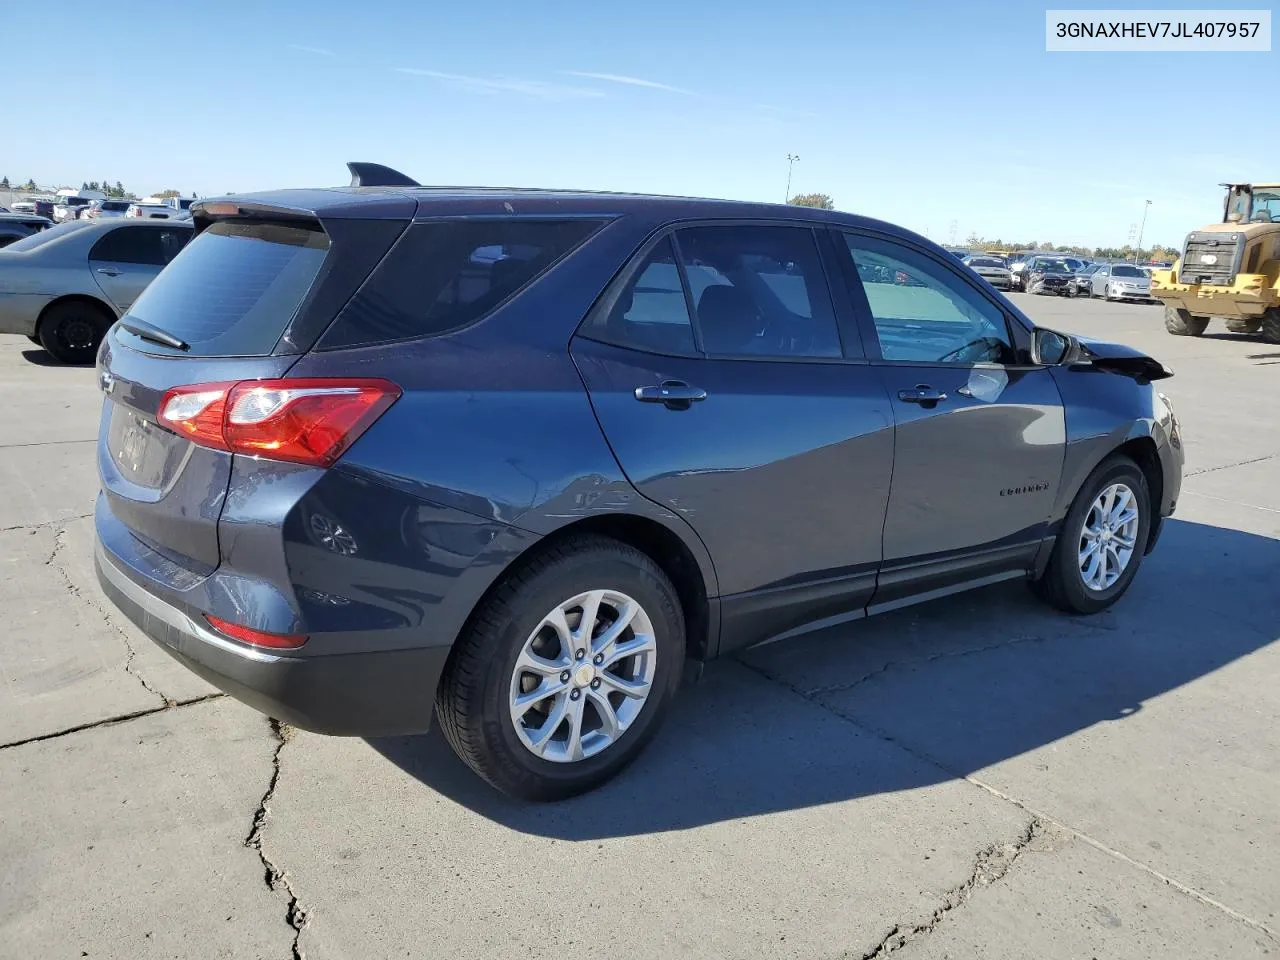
[94,164,1183,800]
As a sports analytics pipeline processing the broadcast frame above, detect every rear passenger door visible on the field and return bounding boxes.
[833,231,1066,606]
[571,223,895,652]
[89,225,190,311]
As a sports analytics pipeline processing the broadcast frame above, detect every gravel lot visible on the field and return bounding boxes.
[2,296,1277,960]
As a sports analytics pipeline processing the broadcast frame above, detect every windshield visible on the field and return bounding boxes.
[2,220,90,252]
[1036,259,1070,272]
[1112,265,1145,278]
[967,257,1004,267]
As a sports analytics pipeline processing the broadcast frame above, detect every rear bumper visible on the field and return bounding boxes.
[95,540,447,736]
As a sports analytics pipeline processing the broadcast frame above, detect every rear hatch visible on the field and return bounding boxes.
[98,200,409,577]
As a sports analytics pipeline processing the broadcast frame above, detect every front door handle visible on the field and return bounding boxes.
[634,380,707,410]
[898,384,948,408]
[96,267,122,277]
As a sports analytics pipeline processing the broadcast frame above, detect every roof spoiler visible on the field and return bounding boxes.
[347,162,420,188]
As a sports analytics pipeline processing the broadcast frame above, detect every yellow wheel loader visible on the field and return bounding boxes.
[1152,183,1280,343]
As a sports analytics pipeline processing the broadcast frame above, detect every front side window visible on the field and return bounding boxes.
[90,224,190,265]
[675,224,841,359]
[584,237,698,356]
[842,235,1012,364]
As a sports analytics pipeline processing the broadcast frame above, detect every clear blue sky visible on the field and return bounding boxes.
[6,0,1276,248]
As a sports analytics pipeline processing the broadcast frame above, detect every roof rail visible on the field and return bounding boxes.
[347,162,420,188]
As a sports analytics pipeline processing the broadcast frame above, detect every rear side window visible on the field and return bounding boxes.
[123,221,329,357]
[321,218,604,348]
[677,225,842,359]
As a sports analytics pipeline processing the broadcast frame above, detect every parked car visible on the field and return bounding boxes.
[0,213,54,248]
[53,189,108,222]
[962,255,1012,289]
[1072,262,1104,296]
[125,202,181,220]
[91,164,1183,801]
[1024,257,1077,296]
[1089,262,1154,301]
[8,199,41,215]
[0,219,192,362]
[82,199,133,220]
[1007,252,1036,290]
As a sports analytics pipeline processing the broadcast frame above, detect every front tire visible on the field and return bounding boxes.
[1032,455,1151,615]
[436,536,685,801]
[37,300,112,364]
[1164,305,1209,337]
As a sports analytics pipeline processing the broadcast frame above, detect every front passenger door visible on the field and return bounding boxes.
[836,232,1066,606]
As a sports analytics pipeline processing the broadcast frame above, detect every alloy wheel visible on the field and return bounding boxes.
[509,589,657,763]
[1078,482,1140,591]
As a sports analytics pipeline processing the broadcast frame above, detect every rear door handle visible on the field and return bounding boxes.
[96,267,122,277]
[898,384,948,408]
[634,380,707,409]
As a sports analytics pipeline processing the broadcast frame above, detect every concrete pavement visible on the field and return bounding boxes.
[0,297,1276,959]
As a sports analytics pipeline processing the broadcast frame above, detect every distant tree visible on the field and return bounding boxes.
[114,180,125,197]
[22,178,37,190]
[191,191,197,198]
[0,176,9,189]
[788,192,834,210]
[151,189,181,199]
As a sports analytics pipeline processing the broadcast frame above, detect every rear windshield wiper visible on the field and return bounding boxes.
[118,317,189,351]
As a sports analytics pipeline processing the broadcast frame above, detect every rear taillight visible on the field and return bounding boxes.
[158,378,400,466]
[205,614,308,649]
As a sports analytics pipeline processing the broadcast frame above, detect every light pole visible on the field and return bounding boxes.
[1134,199,1152,262]
[784,154,799,203]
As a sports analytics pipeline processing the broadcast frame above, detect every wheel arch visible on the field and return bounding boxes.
[35,293,118,337]
[459,511,719,664]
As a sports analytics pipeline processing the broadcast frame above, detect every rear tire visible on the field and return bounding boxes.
[1032,455,1151,615]
[1224,318,1261,335]
[37,300,112,364]
[1261,309,1280,344]
[26,334,40,345]
[436,535,685,801]
[1164,305,1209,337]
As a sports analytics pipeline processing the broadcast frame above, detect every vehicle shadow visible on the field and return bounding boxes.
[367,518,1279,836]
[20,348,91,367]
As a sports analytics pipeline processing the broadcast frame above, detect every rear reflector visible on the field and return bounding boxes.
[205,614,308,649]
[159,378,400,466]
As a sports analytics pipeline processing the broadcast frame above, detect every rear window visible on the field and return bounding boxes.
[320,218,604,349]
[103,200,130,211]
[122,220,330,357]
[3,220,87,252]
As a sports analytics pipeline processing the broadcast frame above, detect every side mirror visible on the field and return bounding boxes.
[1034,327,1079,365]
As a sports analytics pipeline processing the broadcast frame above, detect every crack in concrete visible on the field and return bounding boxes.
[797,634,1055,699]
[739,658,1280,948]
[245,719,308,960]
[966,778,1280,944]
[0,693,225,749]
[0,512,93,533]
[859,819,1045,958]
[44,524,170,706]
[1186,453,1279,477]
